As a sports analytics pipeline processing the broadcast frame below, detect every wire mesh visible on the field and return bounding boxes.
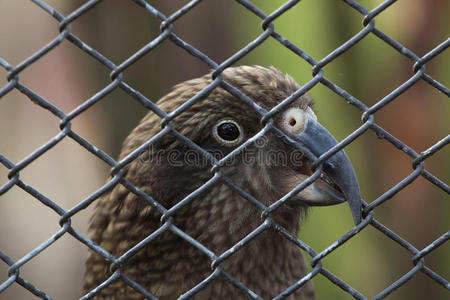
[0,0,449,299]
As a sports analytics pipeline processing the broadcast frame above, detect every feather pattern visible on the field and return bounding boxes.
[83,66,317,299]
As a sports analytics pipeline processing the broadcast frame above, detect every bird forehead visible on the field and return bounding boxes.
[222,66,304,109]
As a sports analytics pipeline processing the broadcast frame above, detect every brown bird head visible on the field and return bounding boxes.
[84,65,362,299]
[123,65,361,223]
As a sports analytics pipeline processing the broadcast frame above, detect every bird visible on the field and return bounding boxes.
[82,65,362,300]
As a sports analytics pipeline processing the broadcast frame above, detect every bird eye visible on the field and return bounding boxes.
[213,119,243,146]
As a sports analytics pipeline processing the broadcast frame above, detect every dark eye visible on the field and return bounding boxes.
[213,119,243,146]
[218,123,240,140]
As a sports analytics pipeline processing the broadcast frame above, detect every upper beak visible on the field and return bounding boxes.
[292,118,362,225]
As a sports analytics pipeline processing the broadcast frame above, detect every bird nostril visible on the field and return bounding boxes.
[289,118,297,126]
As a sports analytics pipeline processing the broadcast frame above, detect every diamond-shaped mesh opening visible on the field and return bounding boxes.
[119,39,212,99]
[0,91,61,162]
[147,1,240,63]
[372,176,448,245]
[69,1,162,64]
[70,88,148,158]
[0,1,448,300]
[16,39,115,113]
[319,34,416,102]
[373,82,449,146]
[17,137,109,206]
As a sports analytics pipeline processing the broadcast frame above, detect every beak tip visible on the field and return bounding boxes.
[350,200,363,225]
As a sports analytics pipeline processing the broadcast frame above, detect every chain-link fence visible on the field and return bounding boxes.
[0,0,449,299]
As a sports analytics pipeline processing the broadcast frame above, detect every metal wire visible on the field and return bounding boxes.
[0,0,449,299]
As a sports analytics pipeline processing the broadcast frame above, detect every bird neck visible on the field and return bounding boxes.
[181,184,310,296]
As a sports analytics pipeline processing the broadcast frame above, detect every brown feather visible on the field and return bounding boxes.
[83,66,316,299]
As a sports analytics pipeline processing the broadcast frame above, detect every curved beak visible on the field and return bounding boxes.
[293,118,362,225]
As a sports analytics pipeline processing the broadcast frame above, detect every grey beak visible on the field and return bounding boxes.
[294,118,362,225]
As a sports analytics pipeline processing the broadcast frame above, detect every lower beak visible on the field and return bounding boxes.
[292,118,362,225]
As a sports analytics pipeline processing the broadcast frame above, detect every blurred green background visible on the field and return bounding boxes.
[0,1,448,299]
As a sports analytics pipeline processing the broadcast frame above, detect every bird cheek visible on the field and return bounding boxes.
[242,164,273,197]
